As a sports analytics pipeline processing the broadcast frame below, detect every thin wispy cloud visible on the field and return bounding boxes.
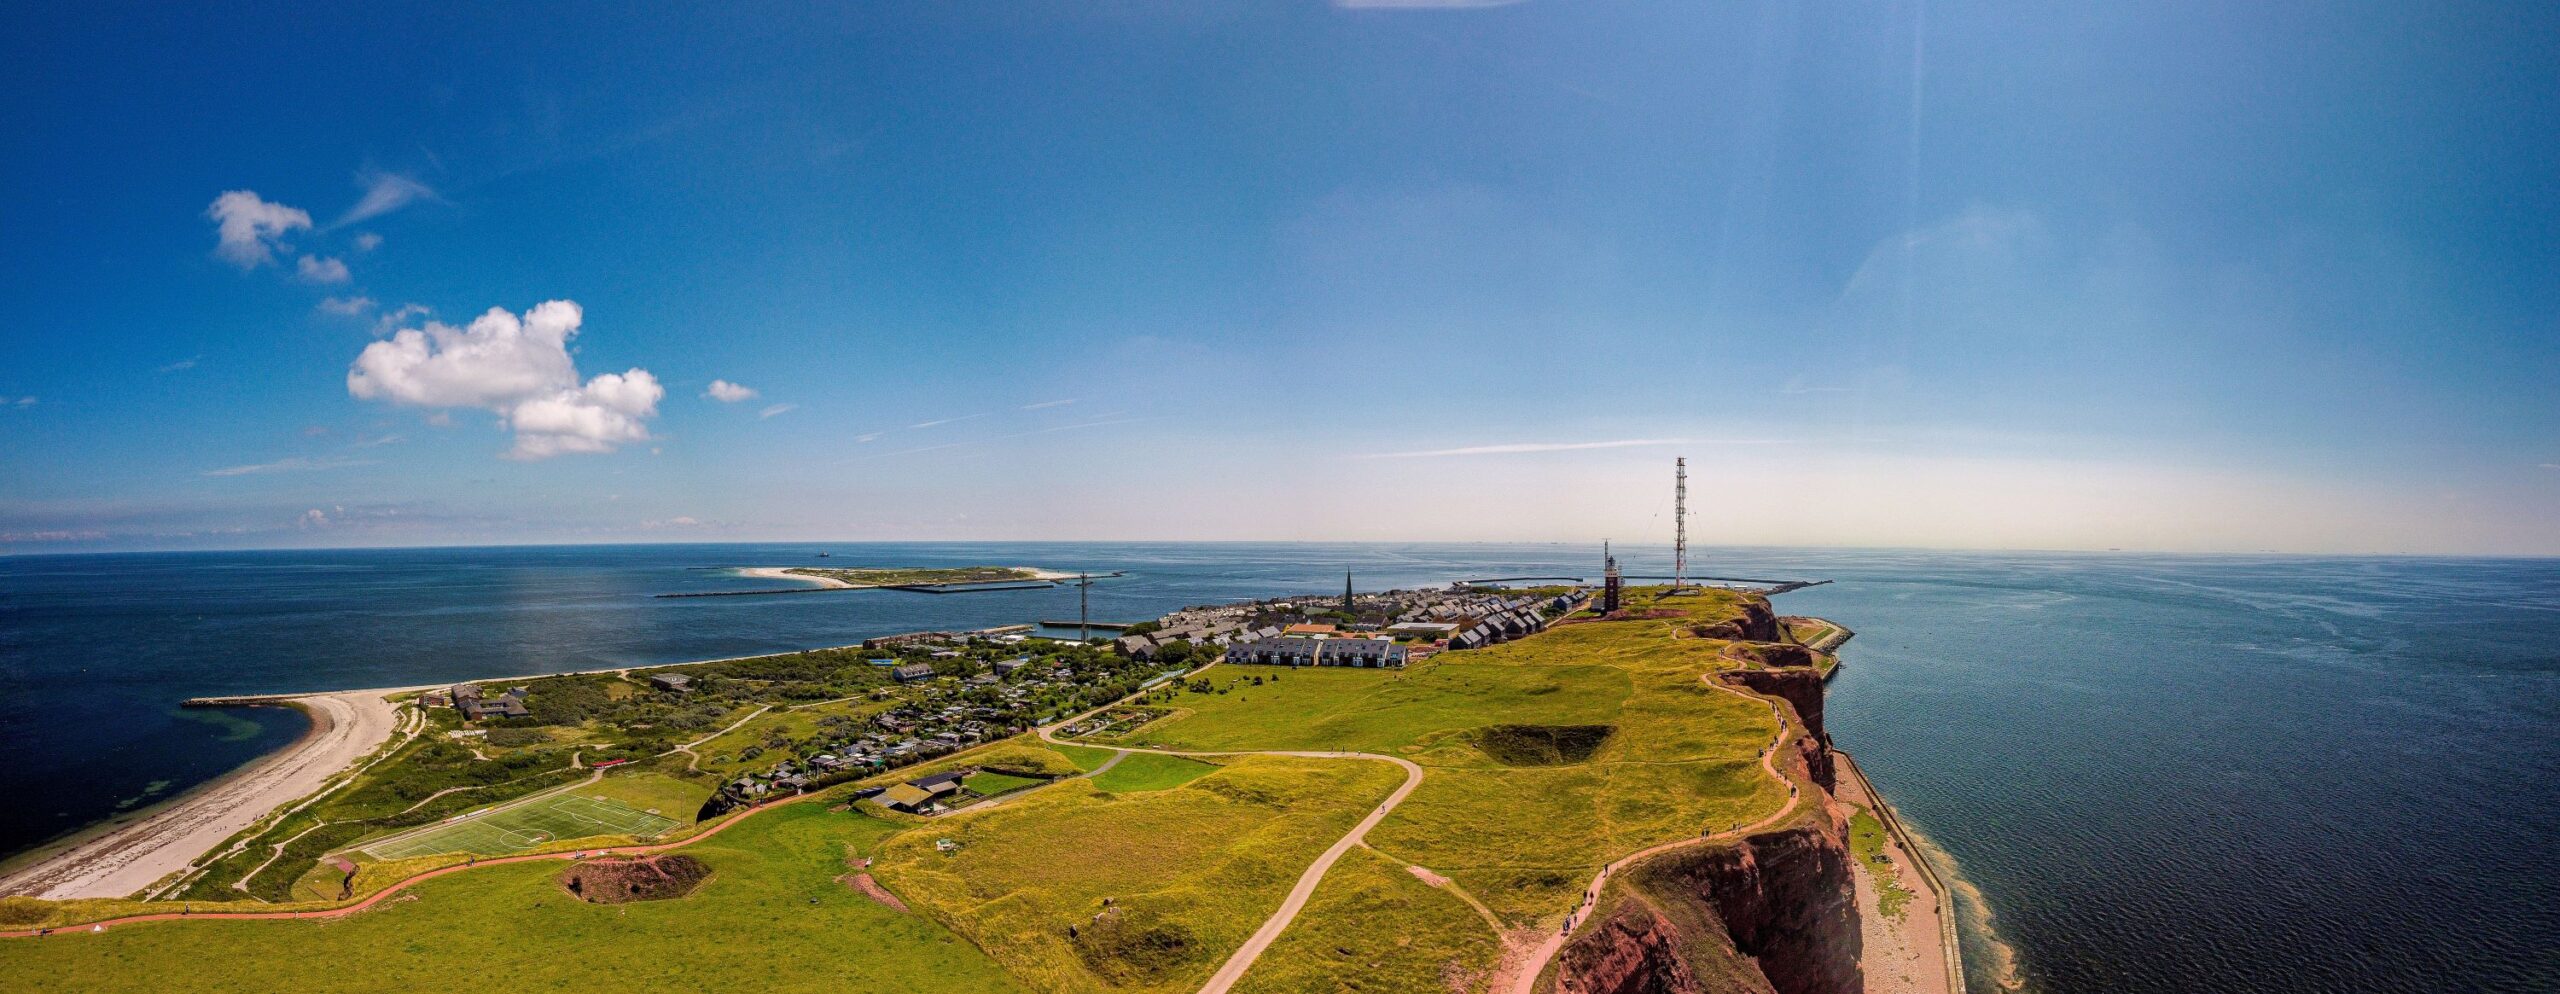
[334,170,438,227]
[2542,463,2560,470]
[879,417,1145,457]
[297,254,351,284]
[1020,398,1078,410]
[317,295,376,317]
[157,357,201,373]
[203,456,378,477]
[908,412,993,429]
[855,431,884,443]
[1360,438,1703,459]
[759,403,798,419]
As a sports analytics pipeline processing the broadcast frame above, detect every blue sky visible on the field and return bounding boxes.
[2,1,2555,554]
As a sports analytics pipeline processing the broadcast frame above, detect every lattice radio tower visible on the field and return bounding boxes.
[1673,457,1689,590]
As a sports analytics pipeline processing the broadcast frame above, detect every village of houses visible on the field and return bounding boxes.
[429,580,1582,823]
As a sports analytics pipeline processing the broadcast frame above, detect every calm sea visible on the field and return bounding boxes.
[2,543,2553,992]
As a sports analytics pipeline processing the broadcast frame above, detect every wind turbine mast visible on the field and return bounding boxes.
[1673,457,1689,590]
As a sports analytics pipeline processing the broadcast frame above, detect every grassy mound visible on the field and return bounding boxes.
[1472,723,1617,766]
[1071,906,1199,983]
[558,854,711,904]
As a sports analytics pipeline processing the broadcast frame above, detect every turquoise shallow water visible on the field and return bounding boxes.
[3,544,2553,991]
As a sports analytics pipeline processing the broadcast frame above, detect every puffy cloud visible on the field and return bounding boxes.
[337,171,436,226]
[297,254,351,284]
[370,302,430,334]
[205,190,311,268]
[703,379,758,402]
[346,300,663,459]
[318,295,376,316]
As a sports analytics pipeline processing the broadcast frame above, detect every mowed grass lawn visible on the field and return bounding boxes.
[361,791,680,860]
[572,770,715,822]
[1127,587,1790,927]
[0,805,1030,994]
[1086,753,1219,793]
[874,755,1405,994]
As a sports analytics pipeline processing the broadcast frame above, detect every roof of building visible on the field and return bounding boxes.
[880,784,934,808]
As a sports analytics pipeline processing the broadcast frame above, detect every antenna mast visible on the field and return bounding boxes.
[1673,457,1689,590]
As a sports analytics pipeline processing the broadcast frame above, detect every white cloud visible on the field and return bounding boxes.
[353,232,383,252]
[1021,398,1079,410]
[297,508,331,530]
[157,356,200,373]
[346,300,664,459]
[11,396,35,407]
[759,403,798,419]
[318,295,377,317]
[1359,438,1712,459]
[204,456,378,477]
[703,379,758,402]
[2543,463,2560,470]
[297,254,351,284]
[855,431,883,443]
[336,171,437,226]
[205,190,311,269]
[371,303,430,335]
[909,412,990,429]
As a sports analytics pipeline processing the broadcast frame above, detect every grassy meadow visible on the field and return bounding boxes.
[871,755,1405,994]
[0,805,1029,994]
[1127,587,1791,926]
[1086,753,1220,794]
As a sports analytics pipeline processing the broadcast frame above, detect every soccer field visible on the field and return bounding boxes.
[362,792,682,860]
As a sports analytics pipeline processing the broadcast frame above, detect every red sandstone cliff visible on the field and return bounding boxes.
[1546,653,1859,994]
[1549,812,1860,994]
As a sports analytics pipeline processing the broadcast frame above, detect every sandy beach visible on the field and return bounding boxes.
[737,566,857,587]
[1836,761,1958,994]
[0,690,408,901]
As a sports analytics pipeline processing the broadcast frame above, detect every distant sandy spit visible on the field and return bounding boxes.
[737,566,858,588]
[0,690,406,901]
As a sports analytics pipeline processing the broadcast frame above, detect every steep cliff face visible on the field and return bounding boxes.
[1690,597,1785,642]
[1717,667,1827,742]
[1551,812,1861,994]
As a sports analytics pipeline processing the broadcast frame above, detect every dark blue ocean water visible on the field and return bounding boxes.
[2,544,2554,992]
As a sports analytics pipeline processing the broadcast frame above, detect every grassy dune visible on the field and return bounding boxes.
[872,756,1404,994]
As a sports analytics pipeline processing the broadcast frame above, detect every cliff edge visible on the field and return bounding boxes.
[1546,634,1861,994]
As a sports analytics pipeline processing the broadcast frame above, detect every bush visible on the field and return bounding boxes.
[484,727,547,748]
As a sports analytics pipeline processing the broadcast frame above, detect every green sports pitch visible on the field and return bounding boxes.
[361,793,683,860]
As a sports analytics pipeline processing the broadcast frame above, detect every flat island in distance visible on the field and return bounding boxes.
[748,565,1088,588]
[0,576,1946,994]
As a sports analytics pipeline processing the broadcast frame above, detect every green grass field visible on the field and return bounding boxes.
[1087,753,1219,793]
[1229,847,1503,994]
[961,771,1046,796]
[1128,587,1787,927]
[361,790,681,860]
[1049,742,1123,772]
[0,805,1028,994]
[874,755,1405,994]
